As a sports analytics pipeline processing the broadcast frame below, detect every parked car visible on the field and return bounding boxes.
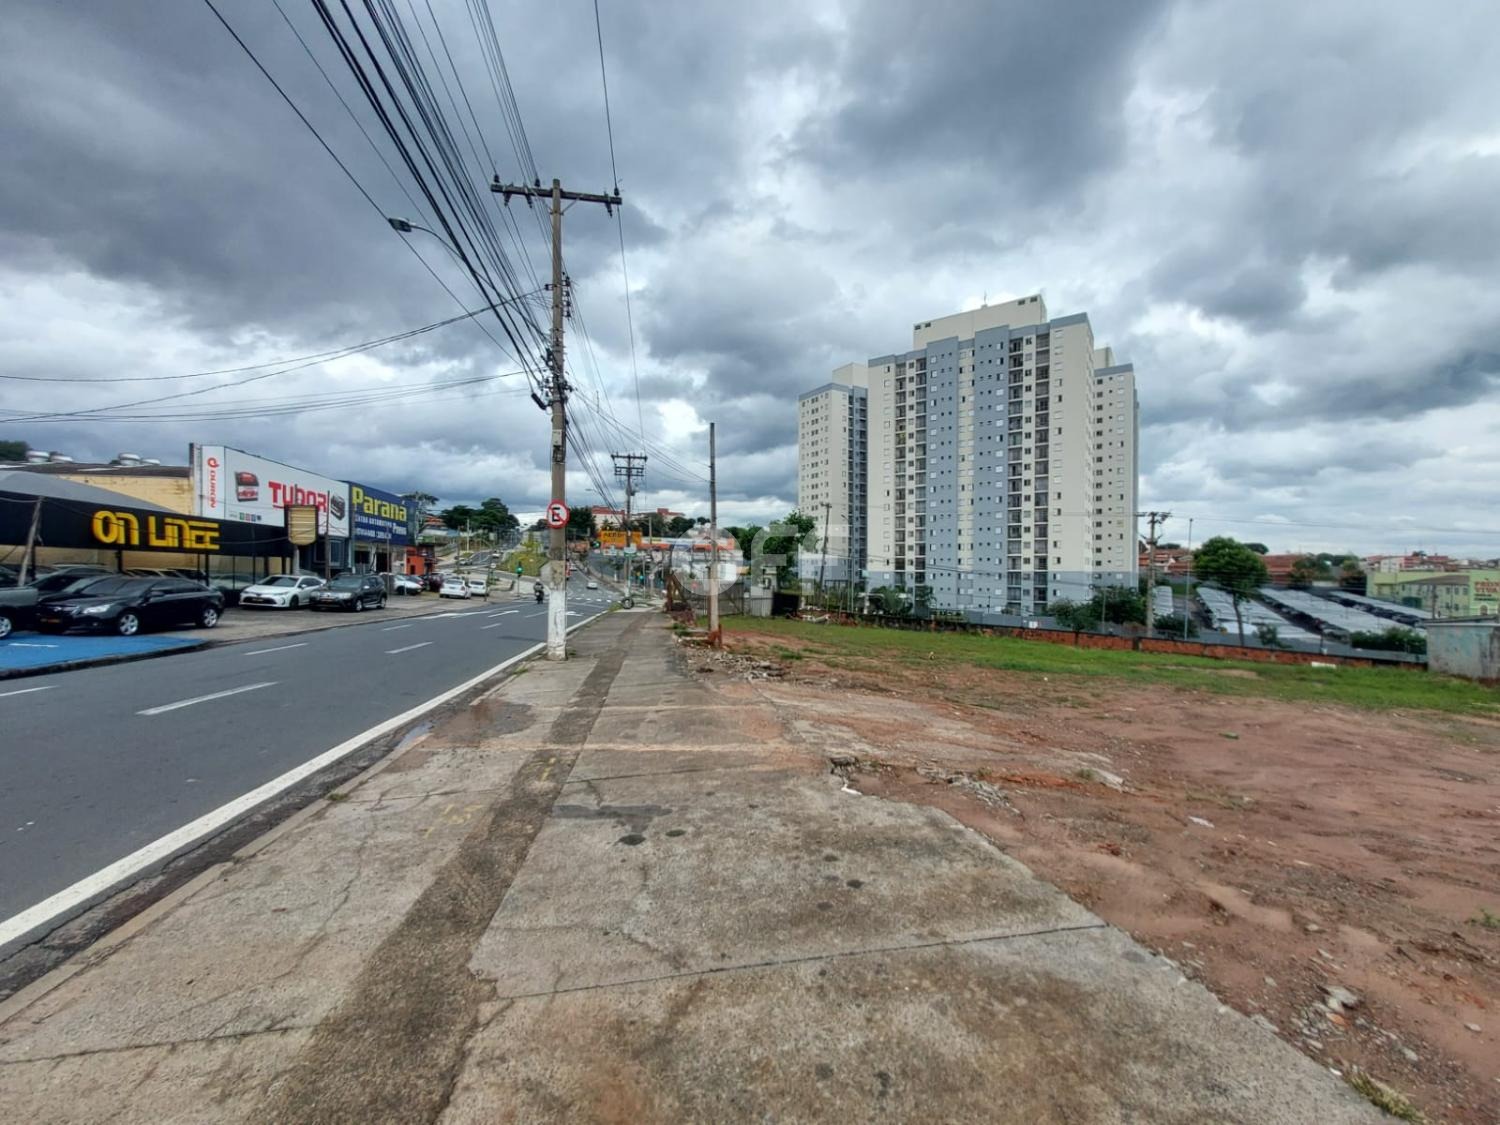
[391,574,424,596]
[423,572,446,593]
[439,576,471,599]
[35,576,224,636]
[0,567,114,638]
[238,574,326,609]
[310,574,386,612]
[465,575,489,599]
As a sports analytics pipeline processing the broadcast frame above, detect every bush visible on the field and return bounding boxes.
[1154,612,1197,638]
[1349,626,1426,655]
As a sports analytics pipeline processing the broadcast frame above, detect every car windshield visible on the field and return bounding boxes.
[261,576,300,588]
[329,577,362,590]
[69,577,150,597]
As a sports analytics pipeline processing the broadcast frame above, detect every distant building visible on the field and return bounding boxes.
[1368,567,1500,618]
[1139,546,1195,578]
[590,506,626,528]
[799,295,1140,615]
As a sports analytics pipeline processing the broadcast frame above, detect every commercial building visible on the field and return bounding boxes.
[796,363,868,586]
[1368,567,1500,618]
[804,295,1139,616]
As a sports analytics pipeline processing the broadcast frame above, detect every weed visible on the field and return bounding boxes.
[325,792,350,803]
[1346,1070,1425,1123]
[1075,768,1102,783]
[1472,907,1500,930]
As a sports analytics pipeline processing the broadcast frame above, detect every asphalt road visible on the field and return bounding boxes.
[0,591,615,949]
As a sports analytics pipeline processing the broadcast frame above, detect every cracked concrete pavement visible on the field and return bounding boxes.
[0,611,1383,1123]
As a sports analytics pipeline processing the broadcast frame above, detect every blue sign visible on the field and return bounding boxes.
[349,483,412,546]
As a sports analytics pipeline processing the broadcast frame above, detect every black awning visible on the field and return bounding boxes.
[0,490,290,557]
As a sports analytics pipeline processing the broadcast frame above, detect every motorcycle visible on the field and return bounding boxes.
[533,583,544,604]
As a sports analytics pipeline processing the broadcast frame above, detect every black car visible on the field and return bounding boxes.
[309,574,386,612]
[0,567,114,639]
[36,577,224,636]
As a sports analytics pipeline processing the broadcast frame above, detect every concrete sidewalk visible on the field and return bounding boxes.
[0,612,1380,1123]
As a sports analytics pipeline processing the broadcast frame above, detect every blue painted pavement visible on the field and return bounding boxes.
[0,633,203,673]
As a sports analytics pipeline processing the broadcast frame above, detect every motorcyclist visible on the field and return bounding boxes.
[533,580,544,603]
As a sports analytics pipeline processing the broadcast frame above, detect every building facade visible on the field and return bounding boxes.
[802,296,1139,616]
[796,363,868,586]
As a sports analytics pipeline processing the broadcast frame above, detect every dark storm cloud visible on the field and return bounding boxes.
[795,0,1172,206]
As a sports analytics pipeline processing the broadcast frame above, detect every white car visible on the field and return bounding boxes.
[466,575,489,598]
[439,577,471,599]
[390,574,424,595]
[238,574,326,609]
[586,580,599,590]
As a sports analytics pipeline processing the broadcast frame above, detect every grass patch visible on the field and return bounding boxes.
[724,618,1500,715]
[1347,1071,1425,1123]
[1472,907,1500,930]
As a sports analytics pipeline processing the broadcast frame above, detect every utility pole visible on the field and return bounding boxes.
[612,451,647,600]
[17,497,42,586]
[708,421,720,648]
[494,176,621,659]
[1138,509,1171,638]
[816,500,832,605]
[1184,516,1195,641]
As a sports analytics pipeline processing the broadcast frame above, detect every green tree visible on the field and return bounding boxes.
[1243,542,1270,555]
[757,510,818,590]
[1350,626,1425,655]
[566,506,597,539]
[1051,598,1101,635]
[440,504,478,531]
[1193,536,1270,645]
[0,439,29,462]
[724,525,763,561]
[867,586,909,616]
[1287,555,1331,589]
[473,497,519,540]
[1338,559,1366,593]
[666,515,696,537]
[1254,622,1282,649]
[1155,612,1197,638]
[1091,585,1147,626]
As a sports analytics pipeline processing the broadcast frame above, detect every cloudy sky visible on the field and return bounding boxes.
[2,0,1497,555]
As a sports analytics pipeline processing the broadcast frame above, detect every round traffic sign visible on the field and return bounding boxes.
[545,501,569,529]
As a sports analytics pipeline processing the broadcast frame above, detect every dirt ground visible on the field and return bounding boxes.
[700,630,1500,1124]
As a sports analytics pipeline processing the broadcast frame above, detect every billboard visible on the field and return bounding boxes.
[0,489,289,557]
[350,483,412,546]
[599,529,643,549]
[192,444,350,538]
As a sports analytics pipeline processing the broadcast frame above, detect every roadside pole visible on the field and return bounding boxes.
[816,499,831,606]
[493,176,621,660]
[17,497,42,586]
[708,421,720,648]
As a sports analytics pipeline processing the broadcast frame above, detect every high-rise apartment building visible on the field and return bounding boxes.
[796,363,868,585]
[800,296,1138,616]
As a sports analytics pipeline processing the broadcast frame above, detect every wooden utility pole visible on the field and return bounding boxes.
[17,497,42,586]
[1138,510,1171,638]
[493,177,621,659]
[708,421,720,648]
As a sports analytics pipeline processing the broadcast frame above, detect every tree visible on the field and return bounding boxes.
[439,504,478,531]
[1193,536,1269,644]
[867,586,909,616]
[758,510,818,590]
[0,439,29,462]
[1155,612,1197,638]
[1243,542,1270,555]
[724,525,763,561]
[1051,598,1101,635]
[1350,626,1425,655]
[1287,555,1330,589]
[1091,585,1147,627]
[1338,559,1366,593]
[666,515,696,537]
[473,497,519,541]
[566,506,596,539]
[1254,622,1282,649]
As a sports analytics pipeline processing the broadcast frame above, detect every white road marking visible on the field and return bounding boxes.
[243,643,308,656]
[382,623,414,631]
[5,642,60,650]
[138,682,276,716]
[0,685,55,699]
[386,641,433,655]
[479,623,504,630]
[487,610,520,618]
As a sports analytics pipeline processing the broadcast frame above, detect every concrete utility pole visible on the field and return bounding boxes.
[612,451,647,599]
[816,500,832,604]
[493,177,621,659]
[708,421,720,648]
[1138,509,1171,638]
[1184,516,1195,641]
